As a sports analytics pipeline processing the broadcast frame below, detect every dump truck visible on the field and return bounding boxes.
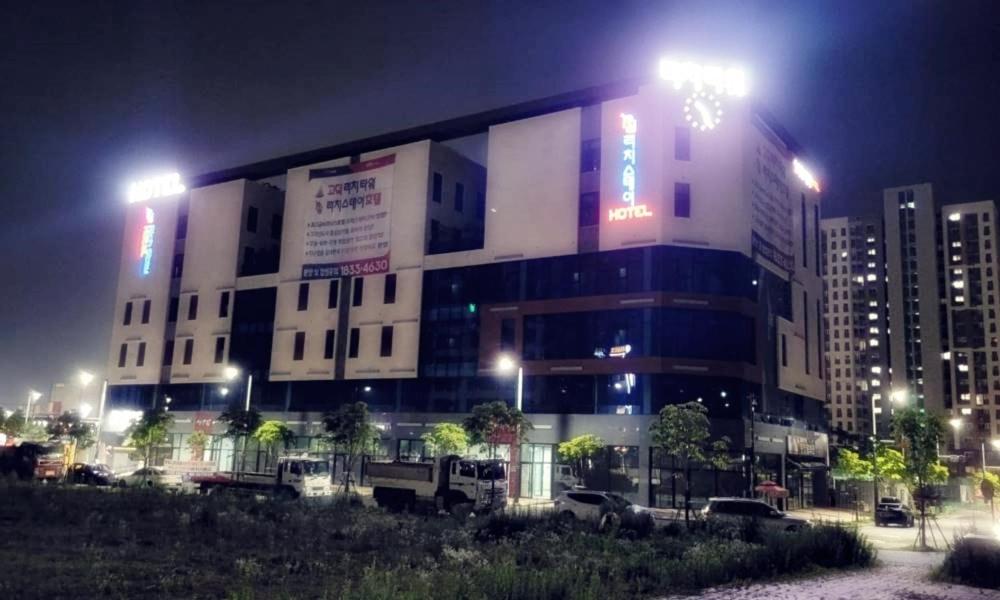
[189,455,332,499]
[368,454,508,513]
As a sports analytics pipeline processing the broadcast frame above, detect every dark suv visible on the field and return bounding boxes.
[874,497,914,527]
[66,463,117,486]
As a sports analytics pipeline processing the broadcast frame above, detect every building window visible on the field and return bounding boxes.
[803,291,810,374]
[781,334,788,367]
[183,339,194,365]
[348,328,360,358]
[801,195,807,269]
[163,340,174,366]
[384,274,397,304]
[297,282,309,311]
[380,326,394,357]
[141,299,151,324]
[328,279,340,309]
[246,206,258,233]
[580,138,600,172]
[175,214,188,240]
[813,205,820,277]
[432,172,442,203]
[674,126,691,161]
[816,298,822,377]
[188,294,199,320]
[214,337,225,364]
[500,318,516,351]
[123,302,133,326]
[118,343,127,368]
[353,278,364,306]
[454,183,464,213]
[219,291,230,318]
[293,332,305,361]
[271,214,282,241]
[133,341,145,367]
[172,253,184,278]
[324,329,336,360]
[674,182,691,218]
[579,192,599,227]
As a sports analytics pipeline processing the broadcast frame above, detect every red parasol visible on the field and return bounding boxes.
[754,480,790,498]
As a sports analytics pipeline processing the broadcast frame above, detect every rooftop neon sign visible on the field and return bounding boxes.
[138,207,156,276]
[608,113,653,222]
[127,172,186,204]
[659,58,748,97]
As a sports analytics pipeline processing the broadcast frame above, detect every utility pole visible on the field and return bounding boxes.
[748,395,757,497]
[871,436,880,517]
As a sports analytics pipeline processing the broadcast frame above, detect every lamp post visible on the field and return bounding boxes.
[25,390,42,425]
[77,370,95,412]
[949,417,963,453]
[496,355,523,411]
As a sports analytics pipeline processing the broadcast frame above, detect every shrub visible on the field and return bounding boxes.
[937,536,1000,589]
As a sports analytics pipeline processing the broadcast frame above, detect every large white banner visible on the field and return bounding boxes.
[301,154,394,280]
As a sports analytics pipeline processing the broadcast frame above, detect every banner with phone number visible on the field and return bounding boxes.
[302,154,394,280]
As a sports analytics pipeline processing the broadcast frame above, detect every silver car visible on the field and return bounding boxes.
[701,497,811,531]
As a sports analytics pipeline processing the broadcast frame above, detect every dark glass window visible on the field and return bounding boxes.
[183,339,194,365]
[454,183,464,213]
[172,254,184,278]
[328,279,340,309]
[297,282,309,311]
[293,332,305,361]
[246,206,258,233]
[141,299,151,324]
[500,319,516,351]
[118,343,127,368]
[175,214,188,240]
[324,329,336,359]
[219,291,230,318]
[580,139,600,172]
[380,326,394,357]
[579,193,599,227]
[168,297,179,323]
[674,183,691,218]
[432,172,442,203]
[348,328,360,358]
[188,295,199,320]
[270,214,282,241]
[384,274,397,304]
[214,337,225,364]
[163,340,174,366]
[135,342,145,367]
[674,127,691,161]
[123,302,133,326]
[353,278,364,306]
[781,334,788,367]
[476,192,485,219]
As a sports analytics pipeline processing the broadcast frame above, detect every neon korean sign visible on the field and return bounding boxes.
[127,172,186,204]
[658,58,748,97]
[138,207,156,276]
[608,113,654,222]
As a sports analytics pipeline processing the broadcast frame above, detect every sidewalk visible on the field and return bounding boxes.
[787,506,870,524]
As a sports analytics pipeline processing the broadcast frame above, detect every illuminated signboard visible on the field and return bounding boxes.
[658,58,748,97]
[793,158,821,192]
[138,207,156,276]
[608,114,654,222]
[127,172,186,204]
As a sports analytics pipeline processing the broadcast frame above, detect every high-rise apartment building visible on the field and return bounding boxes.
[821,216,890,437]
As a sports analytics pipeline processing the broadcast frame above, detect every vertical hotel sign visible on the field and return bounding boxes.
[608,114,653,222]
[302,155,394,280]
[138,207,156,276]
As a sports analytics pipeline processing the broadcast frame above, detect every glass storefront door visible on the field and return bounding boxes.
[520,444,553,499]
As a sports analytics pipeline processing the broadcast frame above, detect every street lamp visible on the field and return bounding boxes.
[25,390,42,424]
[79,403,93,419]
[890,389,908,404]
[949,417,963,453]
[223,365,253,412]
[78,370,95,388]
[496,354,523,411]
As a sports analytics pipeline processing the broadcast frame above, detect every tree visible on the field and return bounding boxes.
[187,431,210,461]
[558,434,604,486]
[462,401,533,459]
[322,401,379,495]
[218,403,262,475]
[649,401,730,524]
[48,411,96,460]
[124,408,174,467]
[253,421,296,469]
[892,406,946,548]
[0,409,25,439]
[420,423,468,458]
[832,448,873,481]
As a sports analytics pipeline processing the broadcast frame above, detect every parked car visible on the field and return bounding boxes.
[875,499,915,527]
[118,466,181,490]
[701,497,811,531]
[553,489,675,526]
[65,463,118,486]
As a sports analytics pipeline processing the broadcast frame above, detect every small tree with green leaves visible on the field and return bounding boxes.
[420,423,468,458]
[462,401,533,459]
[0,409,25,439]
[48,411,96,463]
[187,431,210,461]
[833,448,873,482]
[892,406,946,548]
[558,434,604,486]
[253,421,296,470]
[124,408,174,467]
[649,401,730,524]
[322,402,379,495]
[218,403,262,476]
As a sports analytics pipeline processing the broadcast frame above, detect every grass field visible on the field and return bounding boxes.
[0,482,875,599]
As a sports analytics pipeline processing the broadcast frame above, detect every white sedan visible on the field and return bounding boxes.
[118,466,181,490]
[553,489,678,526]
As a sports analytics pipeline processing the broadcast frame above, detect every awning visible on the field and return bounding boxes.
[787,459,829,470]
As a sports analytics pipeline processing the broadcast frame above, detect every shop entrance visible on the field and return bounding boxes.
[520,444,553,499]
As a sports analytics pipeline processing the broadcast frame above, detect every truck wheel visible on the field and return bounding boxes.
[450,502,474,520]
[275,487,296,501]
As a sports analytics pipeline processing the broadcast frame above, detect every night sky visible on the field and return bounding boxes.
[1,1,998,409]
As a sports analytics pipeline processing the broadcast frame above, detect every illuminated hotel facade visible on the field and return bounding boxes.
[104,62,829,507]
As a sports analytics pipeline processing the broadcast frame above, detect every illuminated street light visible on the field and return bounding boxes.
[79,403,93,419]
[496,355,523,411]
[25,389,42,424]
[78,370,95,387]
[223,366,240,381]
[890,389,908,404]
[220,387,230,397]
